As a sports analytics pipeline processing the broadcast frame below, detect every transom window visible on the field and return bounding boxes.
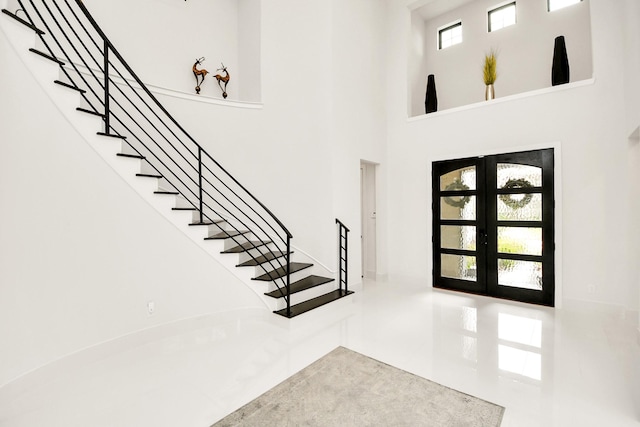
[488,2,516,32]
[438,21,462,50]
[548,0,582,12]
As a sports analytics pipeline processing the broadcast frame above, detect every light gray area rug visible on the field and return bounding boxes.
[213,346,504,426]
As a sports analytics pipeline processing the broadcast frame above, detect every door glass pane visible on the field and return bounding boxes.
[498,259,542,290]
[441,196,475,220]
[442,254,477,281]
[440,166,476,191]
[442,226,476,251]
[497,194,541,221]
[498,227,542,256]
[497,163,542,188]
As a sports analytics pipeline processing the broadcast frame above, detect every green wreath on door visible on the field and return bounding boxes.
[499,178,533,209]
[443,179,471,208]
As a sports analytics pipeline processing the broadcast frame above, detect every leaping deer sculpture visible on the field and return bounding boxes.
[192,57,208,94]
[213,63,230,99]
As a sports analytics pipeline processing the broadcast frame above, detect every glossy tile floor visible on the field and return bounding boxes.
[1,278,639,427]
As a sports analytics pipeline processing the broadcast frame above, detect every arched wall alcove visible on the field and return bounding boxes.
[408,0,593,117]
[85,0,261,103]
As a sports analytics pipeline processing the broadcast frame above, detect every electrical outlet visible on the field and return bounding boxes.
[587,284,596,294]
[147,301,155,315]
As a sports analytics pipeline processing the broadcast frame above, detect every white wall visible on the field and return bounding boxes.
[623,0,640,330]
[85,0,242,99]
[330,0,389,279]
[0,27,264,386]
[386,0,640,310]
[409,11,430,116]
[410,0,593,115]
[238,0,261,102]
[623,0,640,138]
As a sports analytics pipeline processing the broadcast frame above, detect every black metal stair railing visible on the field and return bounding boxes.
[336,218,349,294]
[8,0,295,314]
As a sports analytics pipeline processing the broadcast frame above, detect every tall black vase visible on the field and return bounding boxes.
[552,35,570,86]
[425,74,438,114]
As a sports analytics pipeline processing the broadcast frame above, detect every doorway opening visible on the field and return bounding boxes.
[432,149,555,306]
[361,161,377,279]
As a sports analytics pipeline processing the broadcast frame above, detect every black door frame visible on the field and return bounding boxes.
[432,149,555,307]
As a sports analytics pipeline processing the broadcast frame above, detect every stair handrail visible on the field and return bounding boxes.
[7,0,294,305]
[72,0,293,241]
[336,218,349,294]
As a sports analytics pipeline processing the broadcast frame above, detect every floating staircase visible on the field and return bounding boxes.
[1,0,353,318]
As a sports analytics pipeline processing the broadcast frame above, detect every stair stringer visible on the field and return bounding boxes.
[0,12,340,313]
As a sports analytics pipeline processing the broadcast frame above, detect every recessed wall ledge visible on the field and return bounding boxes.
[408,77,596,122]
[148,83,263,110]
[63,62,263,110]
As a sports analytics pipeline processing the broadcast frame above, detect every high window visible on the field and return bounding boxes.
[488,2,516,32]
[548,0,582,12]
[438,21,462,50]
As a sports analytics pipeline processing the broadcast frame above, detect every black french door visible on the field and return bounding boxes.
[432,149,554,306]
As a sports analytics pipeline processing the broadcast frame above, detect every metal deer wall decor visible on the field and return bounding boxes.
[213,63,230,99]
[192,57,208,94]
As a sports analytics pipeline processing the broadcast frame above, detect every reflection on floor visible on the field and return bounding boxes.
[0,278,639,427]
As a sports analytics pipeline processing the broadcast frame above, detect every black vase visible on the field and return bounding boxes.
[552,36,570,86]
[425,74,438,114]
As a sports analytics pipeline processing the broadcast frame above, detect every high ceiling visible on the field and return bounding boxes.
[413,0,476,21]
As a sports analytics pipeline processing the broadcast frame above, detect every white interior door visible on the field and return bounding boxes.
[361,162,377,279]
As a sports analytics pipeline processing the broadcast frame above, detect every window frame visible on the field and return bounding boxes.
[488,1,517,33]
[547,0,582,12]
[437,20,463,50]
